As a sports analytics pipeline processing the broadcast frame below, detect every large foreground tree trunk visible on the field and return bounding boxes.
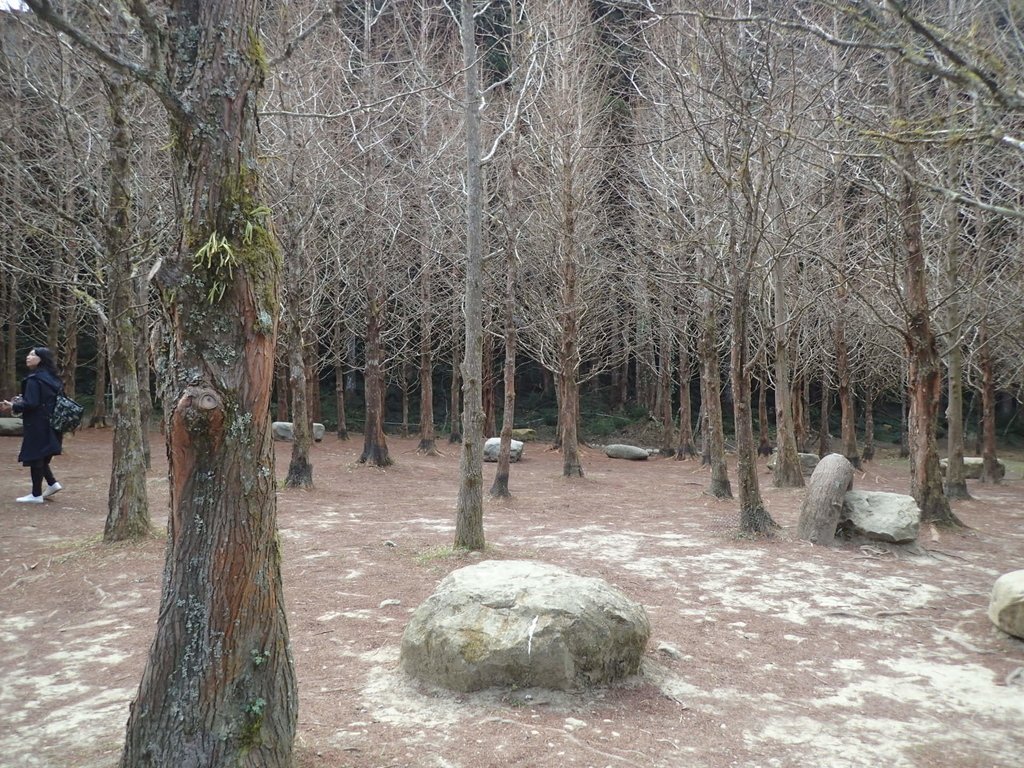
[105,1,299,764]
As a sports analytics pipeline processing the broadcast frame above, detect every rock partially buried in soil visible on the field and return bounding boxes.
[988,570,1024,639]
[604,443,649,460]
[483,437,524,462]
[399,560,650,692]
[272,421,326,442]
[840,490,920,544]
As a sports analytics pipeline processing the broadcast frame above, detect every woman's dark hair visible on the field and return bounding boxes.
[31,346,59,375]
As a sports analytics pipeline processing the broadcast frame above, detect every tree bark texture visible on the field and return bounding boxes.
[700,289,731,498]
[675,318,697,460]
[283,293,313,489]
[978,323,1001,484]
[893,59,961,528]
[119,2,297,765]
[490,242,519,497]
[102,61,151,543]
[359,294,392,466]
[730,259,776,534]
[796,453,854,546]
[454,0,485,550]
[771,251,803,488]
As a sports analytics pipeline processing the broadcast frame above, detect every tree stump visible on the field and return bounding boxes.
[797,453,855,545]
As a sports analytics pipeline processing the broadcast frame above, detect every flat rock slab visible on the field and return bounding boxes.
[939,457,1006,480]
[400,560,650,692]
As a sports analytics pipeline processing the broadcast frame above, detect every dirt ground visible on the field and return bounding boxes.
[1,428,1022,768]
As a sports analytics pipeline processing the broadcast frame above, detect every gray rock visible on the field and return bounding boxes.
[767,452,820,476]
[483,437,524,462]
[988,570,1024,640]
[400,560,650,692]
[605,444,649,461]
[272,421,326,442]
[840,490,920,544]
[939,457,1005,480]
[0,417,23,437]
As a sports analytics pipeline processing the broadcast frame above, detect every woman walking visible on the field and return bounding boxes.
[0,347,64,503]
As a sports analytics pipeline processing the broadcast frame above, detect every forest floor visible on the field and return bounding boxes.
[1,429,1022,768]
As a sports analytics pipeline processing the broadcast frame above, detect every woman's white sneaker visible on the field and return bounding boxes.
[16,494,44,503]
[42,482,63,499]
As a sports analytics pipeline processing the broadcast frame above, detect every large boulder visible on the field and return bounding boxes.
[0,417,23,437]
[840,490,920,544]
[988,570,1024,640]
[939,457,1005,481]
[400,560,650,692]
[483,437,524,462]
[605,444,649,461]
[511,428,537,441]
[272,421,326,442]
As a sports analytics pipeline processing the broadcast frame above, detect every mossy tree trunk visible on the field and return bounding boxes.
[112,2,298,764]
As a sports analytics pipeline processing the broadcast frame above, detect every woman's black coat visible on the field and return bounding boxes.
[12,369,63,465]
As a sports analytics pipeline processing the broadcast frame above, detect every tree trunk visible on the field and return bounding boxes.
[862,388,876,462]
[134,274,154,469]
[941,158,969,499]
[400,362,411,437]
[756,377,770,459]
[275,362,288,422]
[978,322,1000,484]
[657,317,675,456]
[283,294,313,489]
[91,324,109,426]
[454,0,485,551]
[675,318,697,460]
[796,453,854,546]
[772,250,803,487]
[102,61,151,543]
[893,60,961,528]
[559,368,584,478]
[449,337,462,444]
[359,295,392,467]
[116,2,297,764]
[489,274,518,498]
[417,286,437,455]
[700,289,731,498]
[818,376,832,458]
[836,307,860,468]
[334,360,348,440]
[730,262,775,534]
